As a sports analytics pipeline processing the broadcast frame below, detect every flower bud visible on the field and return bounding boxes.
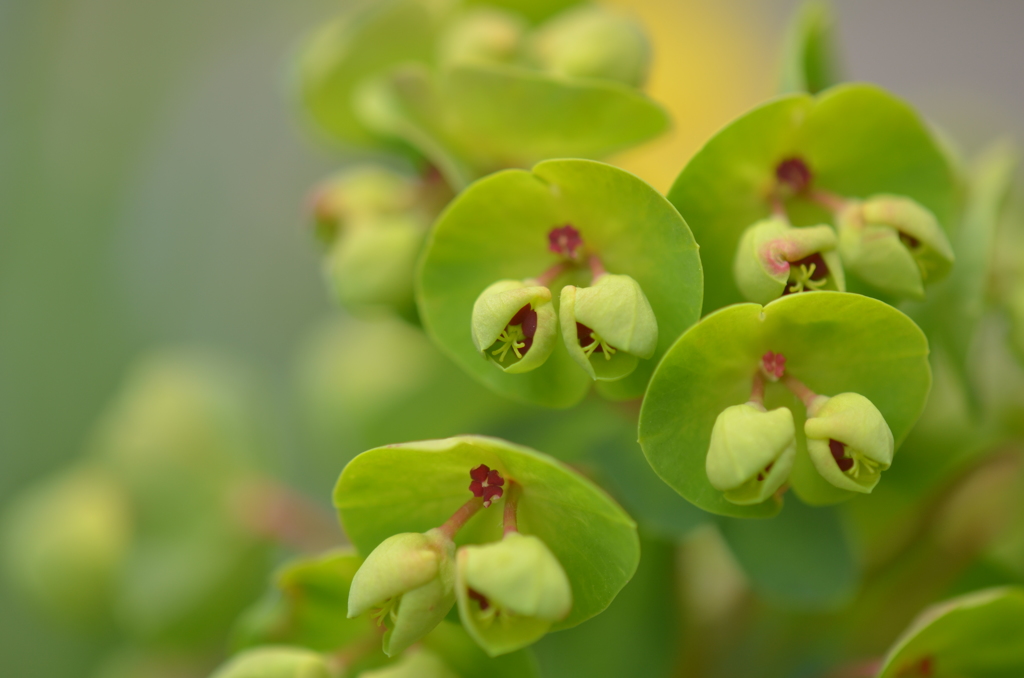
[559,274,658,381]
[455,532,572,656]
[312,167,418,244]
[358,649,459,678]
[324,214,425,312]
[348,529,456,657]
[471,280,557,374]
[0,468,130,620]
[733,217,845,304]
[804,393,894,493]
[529,6,650,87]
[437,8,526,68]
[705,402,797,505]
[836,195,955,300]
[210,647,331,678]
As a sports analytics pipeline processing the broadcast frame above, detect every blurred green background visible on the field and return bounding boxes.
[2,1,1022,676]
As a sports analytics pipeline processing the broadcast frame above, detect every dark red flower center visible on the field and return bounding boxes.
[468,588,490,611]
[762,351,786,379]
[829,439,853,472]
[775,157,812,194]
[469,464,505,507]
[548,224,583,259]
[576,322,605,353]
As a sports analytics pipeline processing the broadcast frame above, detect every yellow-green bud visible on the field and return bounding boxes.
[471,280,557,374]
[804,393,894,494]
[733,217,845,304]
[312,167,419,242]
[437,8,526,68]
[559,273,658,381]
[324,214,425,312]
[348,529,455,656]
[455,532,572,657]
[0,468,131,620]
[357,649,459,678]
[705,402,797,506]
[836,195,955,300]
[529,6,650,87]
[209,647,331,678]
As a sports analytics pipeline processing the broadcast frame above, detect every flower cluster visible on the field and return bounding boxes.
[471,225,658,381]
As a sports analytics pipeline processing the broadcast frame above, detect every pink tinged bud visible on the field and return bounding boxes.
[548,224,584,259]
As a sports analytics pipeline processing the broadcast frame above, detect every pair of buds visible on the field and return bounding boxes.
[735,195,954,304]
[347,529,571,657]
[471,273,658,381]
[706,392,894,505]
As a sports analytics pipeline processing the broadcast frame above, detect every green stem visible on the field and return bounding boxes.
[438,496,484,540]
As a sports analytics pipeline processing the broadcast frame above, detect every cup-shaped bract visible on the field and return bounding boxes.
[418,159,701,407]
[639,292,931,518]
[804,392,894,494]
[733,217,844,304]
[667,84,956,314]
[528,5,650,87]
[706,403,797,506]
[335,436,639,635]
[559,274,658,381]
[471,281,557,374]
[437,7,525,69]
[209,647,332,678]
[837,195,955,300]
[0,467,130,620]
[348,529,456,656]
[455,532,572,656]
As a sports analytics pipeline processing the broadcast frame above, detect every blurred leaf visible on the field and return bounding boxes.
[420,621,540,678]
[876,587,1024,678]
[779,1,843,94]
[718,499,857,609]
[335,435,640,631]
[465,0,583,25]
[533,536,679,677]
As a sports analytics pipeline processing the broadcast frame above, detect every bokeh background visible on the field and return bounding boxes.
[2,1,1022,676]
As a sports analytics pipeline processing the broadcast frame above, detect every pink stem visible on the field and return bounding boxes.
[438,496,484,540]
[588,254,606,280]
[770,192,788,219]
[503,482,519,536]
[782,373,819,409]
[535,261,569,287]
[230,479,343,553]
[810,189,848,213]
[749,370,766,406]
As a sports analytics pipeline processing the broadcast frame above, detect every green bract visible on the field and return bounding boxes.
[705,402,796,506]
[876,587,1024,678]
[437,8,526,69]
[348,530,456,656]
[456,532,572,656]
[733,217,844,303]
[667,84,956,313]
[359,650,459,678]
[471,280,557,374]
[836,195,955,300]
[779,0,843,94]
[418,159,702,407]
[334,436,639,630]
[559,274,658,381]
[805,392,894,494]
[210,647,331,678]
[639,292,931,518]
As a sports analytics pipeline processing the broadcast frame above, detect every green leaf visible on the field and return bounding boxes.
[418,159,702,407]
[532,536,679,678]
[667,84,957,313]
[639,292,931,518]
[334,435,640,630]
[297,0,448,148]
[465,0,583,25]
[876,587,1024,678]
[233,549,375,653]
[420,621,541,678]
[779,1,843,94]
[718,499,857,609]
